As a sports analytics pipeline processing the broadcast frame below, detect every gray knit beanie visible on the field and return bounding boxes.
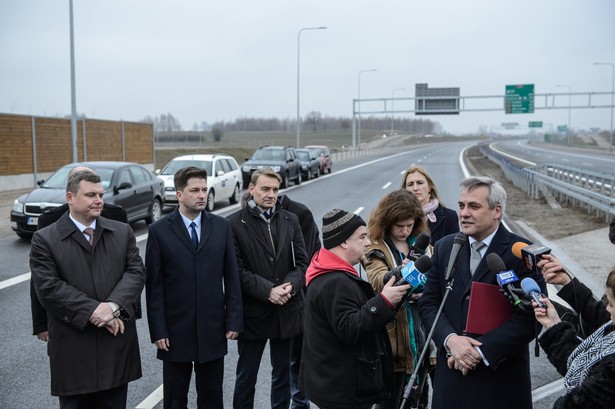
[322,208,366,249]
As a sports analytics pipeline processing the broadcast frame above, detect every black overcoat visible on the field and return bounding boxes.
[228,205,308,340]
[418,224,546,409]
[145,208,243,363]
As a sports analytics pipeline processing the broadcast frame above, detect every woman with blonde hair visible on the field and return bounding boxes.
[401,165,459,245]
[363,189,432,409]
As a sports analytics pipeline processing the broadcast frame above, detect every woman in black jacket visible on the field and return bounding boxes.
[533,268,615,409]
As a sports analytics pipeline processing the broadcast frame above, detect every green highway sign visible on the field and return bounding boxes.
[529,121,543,128]
[557,125,568,132]
[505,84,535,114]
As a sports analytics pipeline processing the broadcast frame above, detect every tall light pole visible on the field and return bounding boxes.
[390,87,406,132]
[357,68,377,148]
[296,26,327,148]
[69,0,78,162]
[594,62,615,152]
[556,84,572,145]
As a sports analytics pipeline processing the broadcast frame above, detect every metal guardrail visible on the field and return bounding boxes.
[478,143,615,222]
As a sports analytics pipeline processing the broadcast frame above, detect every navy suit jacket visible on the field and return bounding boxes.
[418,224,546,409]
[427,204,459,245]
[145,208,243,363]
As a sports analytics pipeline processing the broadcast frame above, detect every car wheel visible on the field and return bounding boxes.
[242,177,250,190]
[146,199,162,224]
[295,170,302,185]
[16,232,32,240]
[305,170,311,181]
[281,173,289,189]
[206,190,215,212]
[229,184,240,204]
[314,168,319,178]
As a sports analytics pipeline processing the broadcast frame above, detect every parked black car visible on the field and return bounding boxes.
[295,148,320,181]
[241,146,302,189]
[10,161,165,239]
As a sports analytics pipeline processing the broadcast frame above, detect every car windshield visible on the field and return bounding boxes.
[41,165,116,191]
[296,151,310,161]
[252,149,283,161]
[160,159,213,176]
[308,147,324,155]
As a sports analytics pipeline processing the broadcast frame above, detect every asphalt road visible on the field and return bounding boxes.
[0,139,607,408]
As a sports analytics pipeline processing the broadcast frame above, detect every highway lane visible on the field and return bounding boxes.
[492,138,615,173]
[0,140,572,408]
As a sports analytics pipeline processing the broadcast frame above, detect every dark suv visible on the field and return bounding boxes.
[241,146,302,189]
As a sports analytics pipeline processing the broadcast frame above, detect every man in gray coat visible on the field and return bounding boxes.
[30,171,146,408]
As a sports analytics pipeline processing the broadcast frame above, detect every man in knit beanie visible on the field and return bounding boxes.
[299,208,411,409]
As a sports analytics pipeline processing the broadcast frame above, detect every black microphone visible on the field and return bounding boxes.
[407,231,431,261]
[520,277,546,308]
[444,233,466,281]
[487,253,526,310]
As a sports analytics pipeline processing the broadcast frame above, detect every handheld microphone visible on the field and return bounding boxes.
[512,241,551,273]
[394,254,432,288]
[407,231,431,262]
[444,233,466,281]
[520,277,546,308]
[487,253,524,309]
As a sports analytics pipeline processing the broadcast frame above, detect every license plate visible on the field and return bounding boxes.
[27,217,39,226]
[165,194,176,201]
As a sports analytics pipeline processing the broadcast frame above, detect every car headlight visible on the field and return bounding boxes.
[242,165,251,172]
[12,199,24,213]
[301,165,307,170]
[272,166,281,172]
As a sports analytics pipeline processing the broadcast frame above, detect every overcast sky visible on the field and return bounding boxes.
[1,0,614,134]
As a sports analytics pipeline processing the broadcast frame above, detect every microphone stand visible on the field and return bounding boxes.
[399,275,456,409]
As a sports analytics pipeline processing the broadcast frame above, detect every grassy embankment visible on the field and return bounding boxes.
[154,129,358,170]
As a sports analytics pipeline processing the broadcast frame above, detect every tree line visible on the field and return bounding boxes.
[144,112,441,135]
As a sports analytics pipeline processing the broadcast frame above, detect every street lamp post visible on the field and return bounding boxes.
[556,84,572,145]
[594,62,615,152]
[69,0,78,162]
[296,26,327,148]
[390,87,406,132]
[357,69,377,148]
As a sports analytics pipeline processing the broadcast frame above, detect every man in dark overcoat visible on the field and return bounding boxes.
[146,166,243,408]
[228,168,309,409]
[418,176,546,409]
[30,171,145,408]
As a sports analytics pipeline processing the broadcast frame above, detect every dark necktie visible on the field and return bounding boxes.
[83,227,94,246]
[470,241,486,276]
[189,222,199,248]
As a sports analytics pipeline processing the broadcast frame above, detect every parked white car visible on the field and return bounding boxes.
[156,154,242,212]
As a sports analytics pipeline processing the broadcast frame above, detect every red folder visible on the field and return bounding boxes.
[465,281,512,335]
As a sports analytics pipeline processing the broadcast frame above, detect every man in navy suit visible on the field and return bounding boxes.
[418,176,545,409]
[145,166,243,409]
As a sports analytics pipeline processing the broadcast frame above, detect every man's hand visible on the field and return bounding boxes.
[381,276,411,307]
[36,331,49,342]
[538,254,572,285]
[155,338,170,351]
[90,302,115,327]
[446,334,482,373]
[103,318,125,336]
[226,331,239,340]
[268,283,293,305]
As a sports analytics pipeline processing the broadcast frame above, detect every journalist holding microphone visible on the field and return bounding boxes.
[532,267,615,408]
[418,176,546,409]
[363,189,433,409]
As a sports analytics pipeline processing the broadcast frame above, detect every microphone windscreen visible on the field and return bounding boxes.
[520,277,541,295]
[414,254,433,272]
[486,253,506,273]
[414,231,431,251]
[453,232,466,246]
[512,242,529,259]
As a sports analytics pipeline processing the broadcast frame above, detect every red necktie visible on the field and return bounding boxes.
[83,227,95,246]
